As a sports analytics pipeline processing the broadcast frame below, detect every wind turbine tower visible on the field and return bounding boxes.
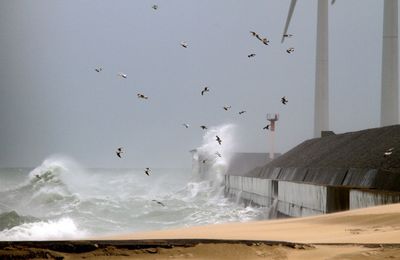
[381,0,399,126]
[282,0,332,137]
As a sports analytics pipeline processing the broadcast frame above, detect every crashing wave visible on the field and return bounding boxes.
[0,156,81,218]
[191,124,236,184]
[0,211,40,232]
[0,217,87,241]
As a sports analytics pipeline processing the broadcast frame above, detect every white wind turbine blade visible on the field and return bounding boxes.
[281,0,298,43]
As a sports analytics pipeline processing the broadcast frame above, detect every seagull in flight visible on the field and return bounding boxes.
[250,31,263,41]
[247,53,256,58]
[116,147,123,158]
[145,167,151,176]
[384,147,395,157]
[250,31,258,37]
[239,110,246,115]
[117,72,127,79]
[182,123,189,128]
[95,67,103,73]
[200,125,208,130]
[152,4,158,10]
[216,135,222,145]
[286,47,295,54]
[180,41,188,48]
[215,151,222,158]
[152,200,165,206]
[223,106,231,111]
[261,38,270,45]
[201,86,209,96]
[263,125,270,130]
[137,93,149,100]
[35,174,41,180]
[281,96,288,105]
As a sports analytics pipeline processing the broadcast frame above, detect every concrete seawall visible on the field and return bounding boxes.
[224,175,400,218]
[350,189,400,209]
[222,125,400,218]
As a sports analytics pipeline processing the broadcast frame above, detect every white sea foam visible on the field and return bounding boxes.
[193,124,236,183]
[0,127,268,240]
[0,218,87,241]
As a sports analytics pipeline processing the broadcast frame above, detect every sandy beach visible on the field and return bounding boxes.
[107,202,400,244]
[1,203,400,259]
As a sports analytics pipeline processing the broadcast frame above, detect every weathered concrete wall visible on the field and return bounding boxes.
[277,181,327,217]
[224,175,275,207]
[225,174,400,217]
[224,175,348,217]
[350,189,400,209]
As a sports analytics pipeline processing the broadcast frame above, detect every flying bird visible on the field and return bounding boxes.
[250,31,258,37]
[200,125,208,130]
[145,167,151,176]
[95,67,103,73]
[116,147,123,158]
[263,125,270,130]
[250,31,263,41]
[35,175,41,180]
[216,135,222,145]
[180,41,188,48]
[152,200,165,206]
[137,93,149,100]
[223,106,231,111]
[281,96,288,105]
[152,4,158,10]
[201,86,209,96]
[202,159,207,164]
[215,151,222,158]
[247,53,256,58]
[239,110,246,115]
[261,38,270,45]
[117,72,127,79]
[384,147,395,157]
[286,47,295,54]
[182,123,189,128]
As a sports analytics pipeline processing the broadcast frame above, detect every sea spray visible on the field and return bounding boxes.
[0,127,267,240]
[192,124,236,184]
[1,156,81,218]
[0,217,86,241]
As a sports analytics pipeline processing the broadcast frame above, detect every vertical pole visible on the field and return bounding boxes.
[270,130,275,159]
[381,0,399,126]
[314,0,330,137]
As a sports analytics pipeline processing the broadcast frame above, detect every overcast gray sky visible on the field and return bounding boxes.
[0,0,387,168]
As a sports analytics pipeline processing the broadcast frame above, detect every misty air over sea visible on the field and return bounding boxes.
[0,125,269,241]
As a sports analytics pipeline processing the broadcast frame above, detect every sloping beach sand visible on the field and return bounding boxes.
[108,203,400,244]
[2,203,400,259]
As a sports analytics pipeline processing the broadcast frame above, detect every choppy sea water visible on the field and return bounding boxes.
[0,125,269,241]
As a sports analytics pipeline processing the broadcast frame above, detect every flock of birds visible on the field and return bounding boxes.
[91,4,296,206]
